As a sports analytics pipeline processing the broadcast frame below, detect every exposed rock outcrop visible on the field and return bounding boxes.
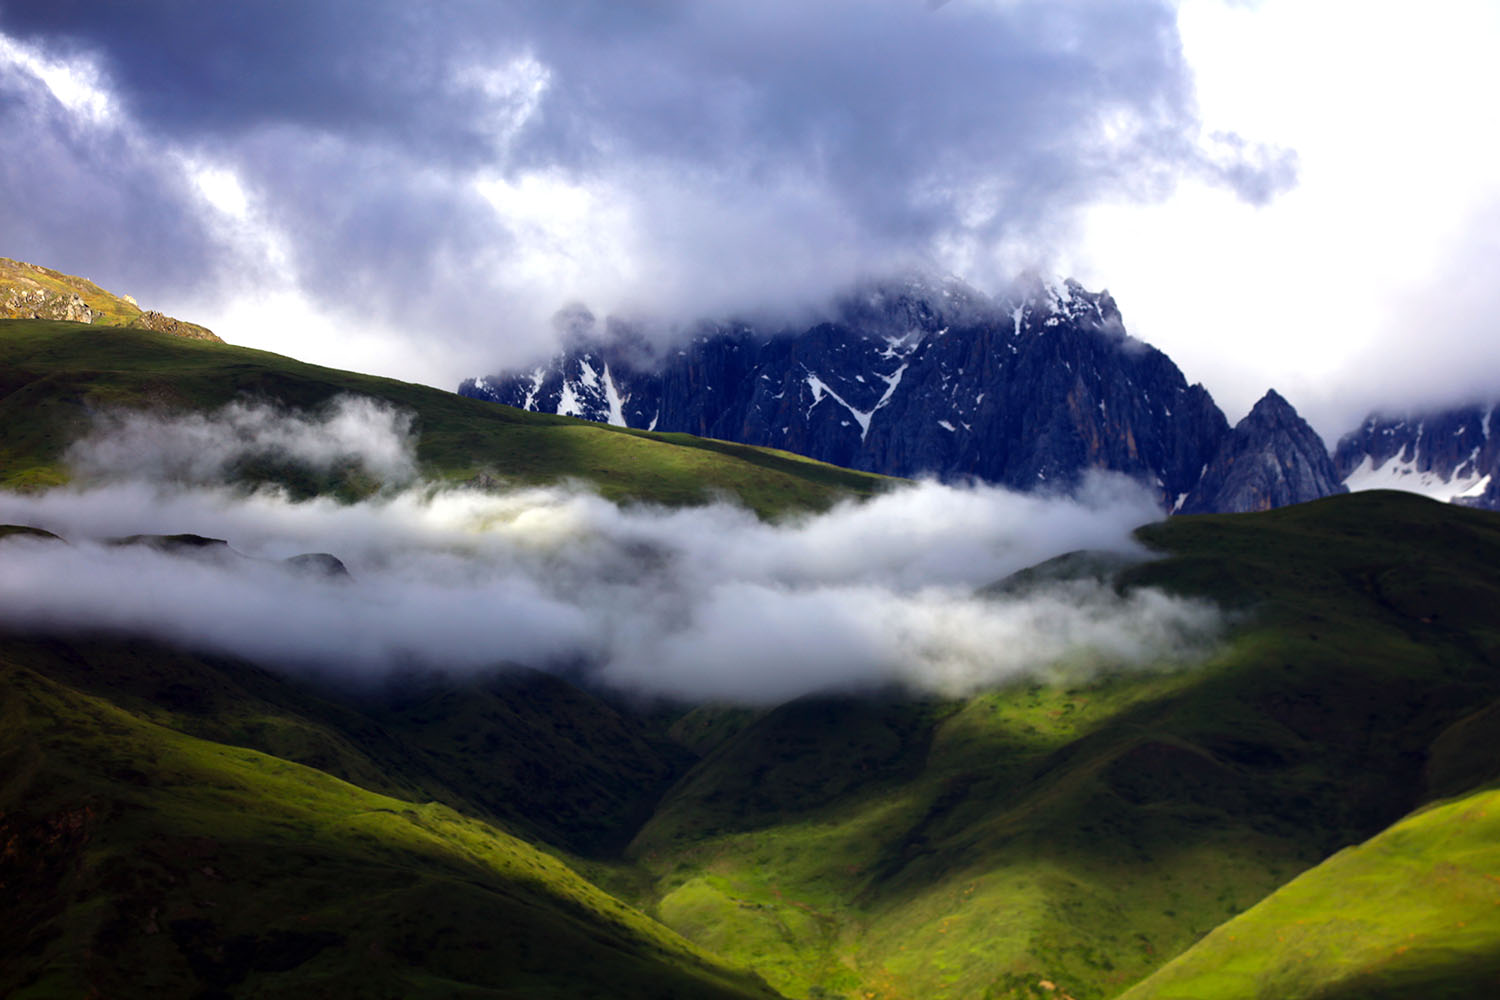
[0,256,220,342]
[1,285,94,322]
[135,310,220,342]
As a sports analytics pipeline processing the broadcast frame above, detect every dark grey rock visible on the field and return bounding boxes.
[284,552,352,580]
[1180,390,1347,515]
[460,275,1234,509]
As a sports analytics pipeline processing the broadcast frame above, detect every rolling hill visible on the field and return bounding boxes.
[0,631,779,999]
[1117,782,1500,999]
[589,493,1500,999]
[0,318,887,512]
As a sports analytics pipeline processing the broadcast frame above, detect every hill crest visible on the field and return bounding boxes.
[0,256,219,342]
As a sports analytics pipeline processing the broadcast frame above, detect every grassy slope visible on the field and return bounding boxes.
[0,631,691,859]
[0,639,780,999]
[610,491,1500,1000]
[0,319,886,514]
[1117,784,1500,1000]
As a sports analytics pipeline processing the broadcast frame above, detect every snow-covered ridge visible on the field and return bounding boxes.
[1342,453,1490,503]
[1335,401,1500,510]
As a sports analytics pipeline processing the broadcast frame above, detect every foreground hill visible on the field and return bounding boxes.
[0,318,886,513]
[4,490,1500,997]
[1119,782,1500,1000]
[0,631,778,999]
[595,491,1500,998]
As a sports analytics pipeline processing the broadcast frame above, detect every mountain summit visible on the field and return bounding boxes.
[462,275,1250,508]
[1334,403,1500,509]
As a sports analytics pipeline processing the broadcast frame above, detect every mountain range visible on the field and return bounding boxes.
[462,274,1493,515]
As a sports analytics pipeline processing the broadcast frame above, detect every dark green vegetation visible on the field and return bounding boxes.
[2,314,1498,997]
[0,634,779,999]
[0,319,886,512]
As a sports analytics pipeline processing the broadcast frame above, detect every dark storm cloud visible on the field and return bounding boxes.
[0,0,1293,371]
[0,53,222,299]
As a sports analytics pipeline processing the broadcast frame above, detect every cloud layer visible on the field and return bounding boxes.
[0,400,1220,703]
[0,1,1288,382]
[66,395,418,485]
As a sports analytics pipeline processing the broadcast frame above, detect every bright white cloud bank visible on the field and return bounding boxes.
[0,400,1220,703]
[1074,0,1500,436]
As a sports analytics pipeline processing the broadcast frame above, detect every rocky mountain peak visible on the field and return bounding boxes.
[462,273,1236,507]
[1179,388,1346,514]
[1244,388,1298,424]
[1334,402,1500,508]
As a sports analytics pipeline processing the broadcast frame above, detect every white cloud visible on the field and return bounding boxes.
[0,402,1220,702]
[1071,0,1500,436]
[65,396,418,486]
[0,32,116,124]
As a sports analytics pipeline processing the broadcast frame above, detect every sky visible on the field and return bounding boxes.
[2,0,1499,439]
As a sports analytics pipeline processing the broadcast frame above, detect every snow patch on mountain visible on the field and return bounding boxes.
[1341,453,1487,502]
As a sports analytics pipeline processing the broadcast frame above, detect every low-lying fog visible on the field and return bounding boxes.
[0,397,1222,702]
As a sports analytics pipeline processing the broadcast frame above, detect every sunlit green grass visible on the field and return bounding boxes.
[611,492,1500,999]
[1118,785,1500,1000]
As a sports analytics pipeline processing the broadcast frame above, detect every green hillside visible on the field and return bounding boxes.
[6,489,1500,998]
[3,306,1500,997]
[605,492,1500,999]
[0,319,887,513]
[1117,783,1500,1000]
[0,631,779,999]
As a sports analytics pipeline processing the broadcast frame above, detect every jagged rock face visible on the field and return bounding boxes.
[1334,404,1500,509]
[1,286,94,322]
[461,276,1232,506]
[1180,389,1347,514]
